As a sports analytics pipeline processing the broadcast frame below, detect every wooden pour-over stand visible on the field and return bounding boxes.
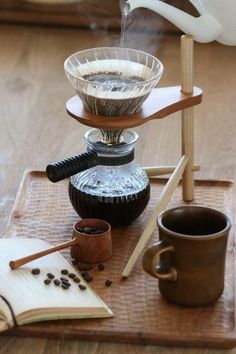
[66,35,203,278]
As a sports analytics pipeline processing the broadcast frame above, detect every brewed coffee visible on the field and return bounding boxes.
[83,73,144,89]
[69,182,150,226]
[80,72,148,116]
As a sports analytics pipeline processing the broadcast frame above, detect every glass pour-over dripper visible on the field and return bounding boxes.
[64,47,163,144]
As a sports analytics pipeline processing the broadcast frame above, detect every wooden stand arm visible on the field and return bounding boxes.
[144,164,200,177]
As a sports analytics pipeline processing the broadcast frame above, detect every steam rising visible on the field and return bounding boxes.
[76,0,165,56]
[118,7,164,54]
[118,0,165,55]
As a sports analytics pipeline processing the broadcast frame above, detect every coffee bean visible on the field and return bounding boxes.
[61,280,70,286]
[98,263,105,271]
[44,279,51,285]
[54,279,60,286]
[84,227,92,233]
[92,228,105,234]
[81,271,89,277]
[61,283,70,290]
[84,265,93,271]
[31,268,40,275]
[61,278,71,285]
[79,284,87,291]
[105,279,112,287]
[84,274,93,282]
[73,277,80,283]
[61,269,69,275]
[76,227,105,235]
[78,264,92,271]
[68,273,76,279]
[60,277,69,282]
[47,273,55,279]
[78,264,86,271]
[76,227,85,233]
[92,227,105,234]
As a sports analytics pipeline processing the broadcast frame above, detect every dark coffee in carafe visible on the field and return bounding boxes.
[69,182,150,226]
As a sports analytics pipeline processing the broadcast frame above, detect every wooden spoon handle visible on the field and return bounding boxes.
[9,238,77,270]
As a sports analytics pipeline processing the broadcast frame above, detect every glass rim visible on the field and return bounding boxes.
[64,47,164,88]
[84,128,139,153]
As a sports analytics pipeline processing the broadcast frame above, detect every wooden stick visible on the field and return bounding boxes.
[122,155,188,278]
[181,35,195,201]
[9,238,77,270]
[143,164,200,177]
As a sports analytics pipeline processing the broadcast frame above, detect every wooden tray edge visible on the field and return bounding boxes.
[3,324,236,349]
[3,169,45,237]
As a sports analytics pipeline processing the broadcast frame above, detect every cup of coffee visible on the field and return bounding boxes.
[143,206,231,306]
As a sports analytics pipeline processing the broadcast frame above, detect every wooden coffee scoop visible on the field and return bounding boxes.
[9,219,112,270]
[9,238,79,270]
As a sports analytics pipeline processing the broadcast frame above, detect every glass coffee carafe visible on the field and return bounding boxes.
[47,129,150,226]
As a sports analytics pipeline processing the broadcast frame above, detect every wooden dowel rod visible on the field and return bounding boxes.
[143,164,200,177]
[122,155,189,278]
[181,35,195,201]
[181,35,194,93]
[182,108,194,200]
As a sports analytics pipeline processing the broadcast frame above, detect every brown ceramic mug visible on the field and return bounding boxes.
[143,206,231,306]
[70,219,112,264]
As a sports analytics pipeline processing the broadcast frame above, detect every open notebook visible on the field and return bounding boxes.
[0,238,113,331]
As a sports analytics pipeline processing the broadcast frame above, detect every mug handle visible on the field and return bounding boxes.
[143,240,177,281]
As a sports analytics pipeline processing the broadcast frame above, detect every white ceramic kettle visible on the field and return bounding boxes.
[125,0,236,45]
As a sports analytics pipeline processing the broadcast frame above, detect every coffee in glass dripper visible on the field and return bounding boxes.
[64,47,163,117]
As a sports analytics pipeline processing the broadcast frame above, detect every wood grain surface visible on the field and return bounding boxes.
[0,23,236,354]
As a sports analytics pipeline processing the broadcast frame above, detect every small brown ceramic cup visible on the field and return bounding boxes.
[143,206,231,306]
[70,219,112,264]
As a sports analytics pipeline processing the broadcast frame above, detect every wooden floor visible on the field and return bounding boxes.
[0,24,236,353]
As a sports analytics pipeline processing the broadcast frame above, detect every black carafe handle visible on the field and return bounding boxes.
[46,151,97,183]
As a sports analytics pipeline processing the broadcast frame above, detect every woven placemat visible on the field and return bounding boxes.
[3,171,236,349]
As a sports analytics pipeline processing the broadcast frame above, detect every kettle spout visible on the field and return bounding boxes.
[126,0,222,43]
